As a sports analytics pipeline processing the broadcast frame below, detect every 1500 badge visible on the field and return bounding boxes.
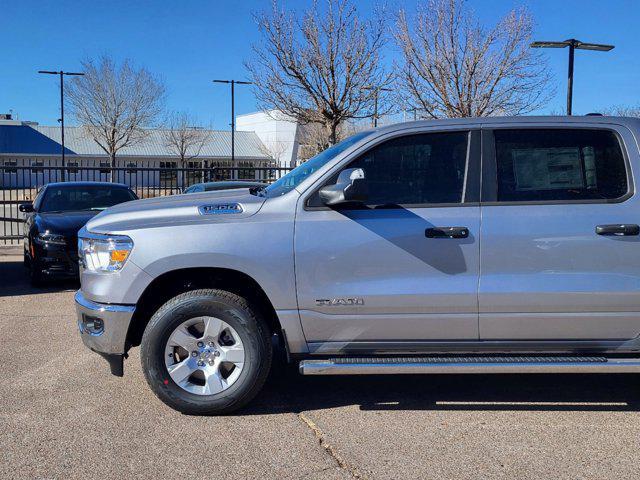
[315,298,364,306]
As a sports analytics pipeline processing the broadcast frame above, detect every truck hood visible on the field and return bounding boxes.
[85,189,266,234]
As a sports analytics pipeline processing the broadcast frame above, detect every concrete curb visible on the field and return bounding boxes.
[0,245,22,256]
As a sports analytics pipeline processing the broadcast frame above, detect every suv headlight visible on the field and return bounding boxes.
[78,233,134,272]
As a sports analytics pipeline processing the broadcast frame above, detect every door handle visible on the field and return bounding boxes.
[595,224,640,236]
[425,227,469,239]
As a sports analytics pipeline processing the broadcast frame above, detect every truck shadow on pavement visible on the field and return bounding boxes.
[245,363,640,414]
[0,259,78,297]
[3,255,638,414]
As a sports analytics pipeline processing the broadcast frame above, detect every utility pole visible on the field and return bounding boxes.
[530,39,614,115]
[212,79,252,174]
[38,70,84,180]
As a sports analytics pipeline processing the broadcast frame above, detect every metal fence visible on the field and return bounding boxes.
[0,164,292,244]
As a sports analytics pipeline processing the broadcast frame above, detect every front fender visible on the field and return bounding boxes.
[121,208,297,310]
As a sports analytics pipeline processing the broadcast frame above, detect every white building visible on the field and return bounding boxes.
[236,110,301,168]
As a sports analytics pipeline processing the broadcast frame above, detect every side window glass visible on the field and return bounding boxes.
[310,131,469,207]
[494,129,628,202]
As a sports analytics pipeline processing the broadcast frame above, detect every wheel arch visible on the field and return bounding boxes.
[126,267,283,350]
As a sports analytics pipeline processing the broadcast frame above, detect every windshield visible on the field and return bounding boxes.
[40,185,137,213]
[264,131,371,198]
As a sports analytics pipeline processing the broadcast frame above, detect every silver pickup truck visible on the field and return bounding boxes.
[76,116,640,414]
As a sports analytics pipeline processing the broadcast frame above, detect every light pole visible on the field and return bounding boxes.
[403,107,420,122]
[212,79,252,173]
[363,86,392,127]
[38,70,84,180]
[530,39,614,115]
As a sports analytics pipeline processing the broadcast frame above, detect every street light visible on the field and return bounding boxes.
[212,79,252,171]
[38,70,84,180]
[530,39,614,115]
[403,107,422,122]
[363,86,392,127]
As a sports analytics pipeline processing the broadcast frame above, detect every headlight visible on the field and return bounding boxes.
[35,232,67,245]
[78,233,133,272]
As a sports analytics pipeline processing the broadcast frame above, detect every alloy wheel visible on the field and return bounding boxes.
[164,316,245,395]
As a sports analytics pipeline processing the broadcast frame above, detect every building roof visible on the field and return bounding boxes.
[0,124,270,160]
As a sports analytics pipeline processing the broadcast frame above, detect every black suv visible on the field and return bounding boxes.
[20,182,137,285]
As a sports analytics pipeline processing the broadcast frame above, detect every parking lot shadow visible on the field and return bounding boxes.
[245,365,640,414]
[3,252,637,415]
[0,258,78,297]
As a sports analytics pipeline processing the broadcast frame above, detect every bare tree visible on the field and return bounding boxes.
[246,0,391,146]
[65,56,165,177]
[395,0,552,118]
[258,139,290,166]
[601,105,640,117]
[297,123,332,161]
[297,120,369,161]
[162,112,209,164]
[162,111,211,186]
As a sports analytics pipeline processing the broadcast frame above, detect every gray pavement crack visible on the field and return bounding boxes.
[298,412,366,480]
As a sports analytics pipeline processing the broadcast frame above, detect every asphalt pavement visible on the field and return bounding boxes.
[1,252,640,479]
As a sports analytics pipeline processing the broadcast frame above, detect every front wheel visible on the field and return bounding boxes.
[141,289,272,415]
[28,260,43,287]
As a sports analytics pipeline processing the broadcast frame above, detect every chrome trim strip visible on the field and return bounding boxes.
[75,291,136,314]
[299,358,640,375]
[78,227,133,243]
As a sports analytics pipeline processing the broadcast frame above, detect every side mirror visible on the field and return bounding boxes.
[319,168,368,206]
[19,203,34,213]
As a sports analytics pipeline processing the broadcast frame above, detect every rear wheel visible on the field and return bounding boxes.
[141,289,272,415]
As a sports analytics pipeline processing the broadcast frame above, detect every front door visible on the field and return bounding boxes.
[295,129,481,350]
[479,125,640,341]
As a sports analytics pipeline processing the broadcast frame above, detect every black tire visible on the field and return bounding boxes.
[140,289,272,415]
[29,260,44,287]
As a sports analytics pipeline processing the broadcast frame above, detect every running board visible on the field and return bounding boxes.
[299,356,640,375]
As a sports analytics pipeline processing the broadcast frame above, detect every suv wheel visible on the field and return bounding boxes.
[28,260,43,287]
[141,289,272,415]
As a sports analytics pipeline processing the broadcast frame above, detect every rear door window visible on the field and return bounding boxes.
[494,129,628,202]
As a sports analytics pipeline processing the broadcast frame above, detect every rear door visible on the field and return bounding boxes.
[295,128,482,350]
[479,124,640,341]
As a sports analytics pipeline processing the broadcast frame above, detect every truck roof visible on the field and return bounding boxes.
[373,115,640,134]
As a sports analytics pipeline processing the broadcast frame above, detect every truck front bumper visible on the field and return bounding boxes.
[75,290,136,376]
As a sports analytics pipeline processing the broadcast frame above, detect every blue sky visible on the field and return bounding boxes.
[1,0,638,129]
